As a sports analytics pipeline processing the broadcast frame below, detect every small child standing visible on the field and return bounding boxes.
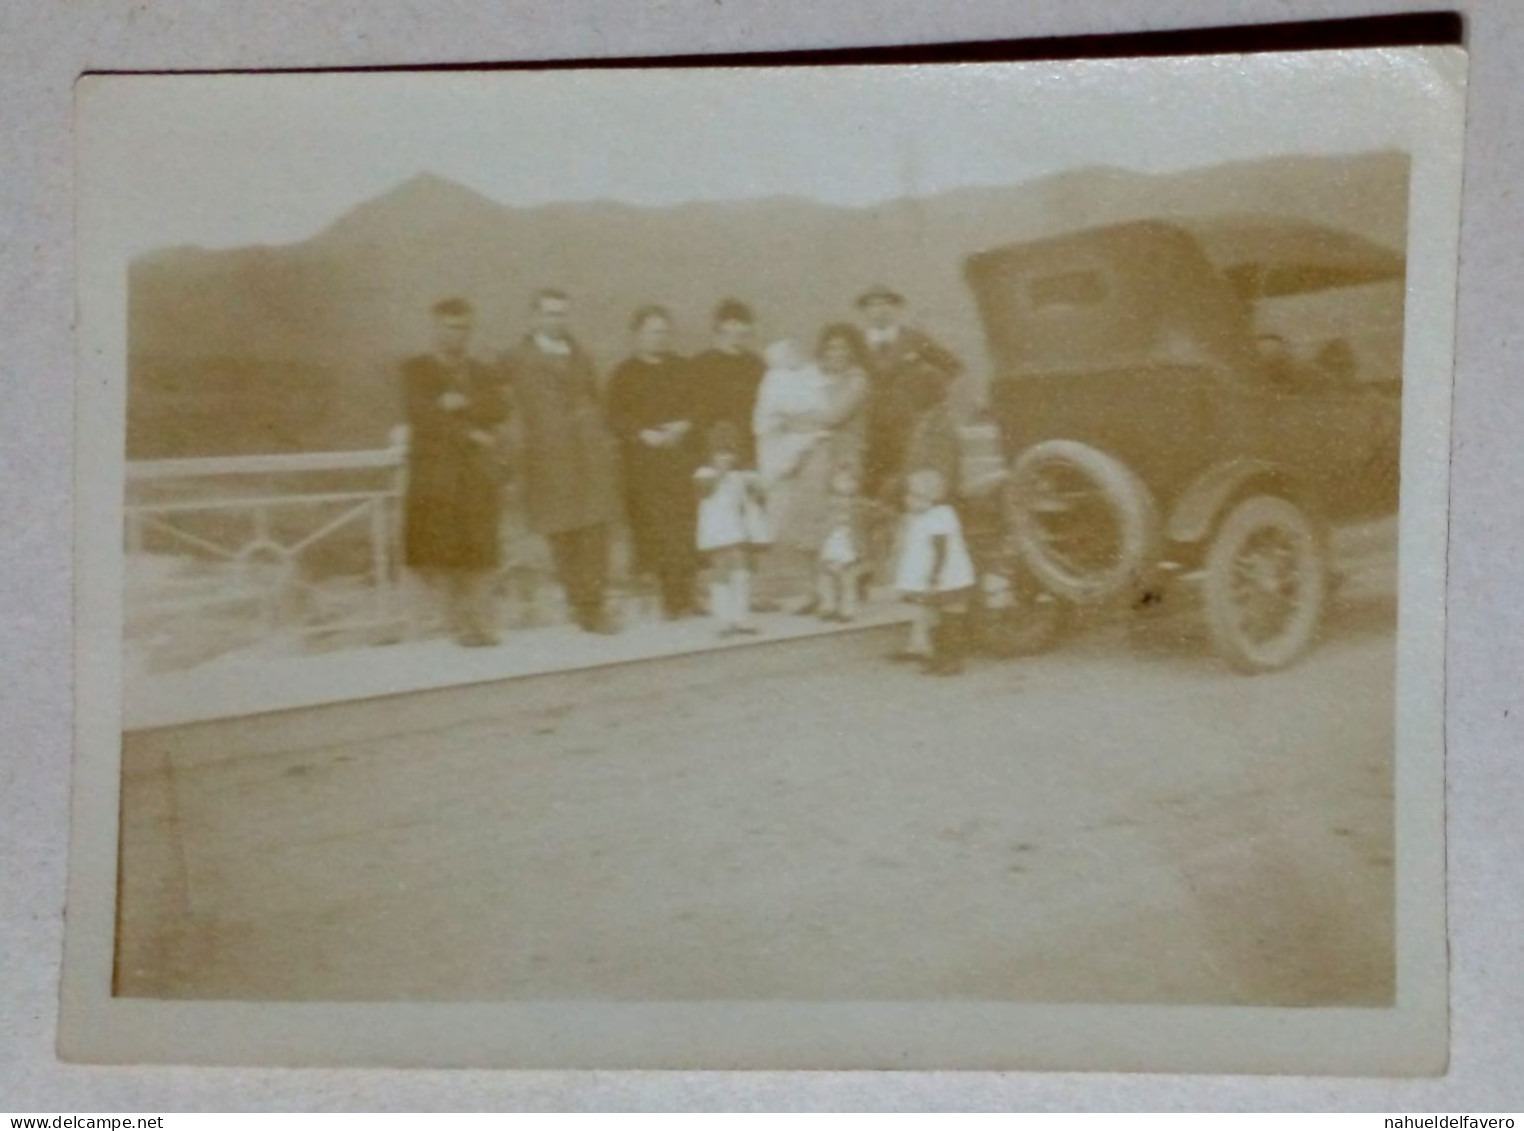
[894,468,976,674]
[816,461,875,622]
[695,422,772,637]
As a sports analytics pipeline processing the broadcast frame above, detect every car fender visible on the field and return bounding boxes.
[958,467,1010,502]
[1166,458,1319,546]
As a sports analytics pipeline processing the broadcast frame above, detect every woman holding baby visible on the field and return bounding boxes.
[752,323,870,610]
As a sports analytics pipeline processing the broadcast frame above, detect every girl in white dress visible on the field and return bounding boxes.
[895,469,976,674]
[694,422,772,636]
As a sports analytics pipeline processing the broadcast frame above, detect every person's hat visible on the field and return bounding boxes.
[855,284,905,309]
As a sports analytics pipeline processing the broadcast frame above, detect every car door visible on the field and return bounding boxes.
[1230,366,1399,523]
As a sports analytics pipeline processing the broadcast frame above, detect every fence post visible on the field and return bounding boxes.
[388,425,418,639]
[370,495,390,627]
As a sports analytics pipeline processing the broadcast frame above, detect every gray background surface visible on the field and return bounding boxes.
[2,0,1519,1111]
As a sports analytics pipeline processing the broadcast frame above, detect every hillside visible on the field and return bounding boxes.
[127,150,1409,457]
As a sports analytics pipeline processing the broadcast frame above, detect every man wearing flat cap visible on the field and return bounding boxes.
[854,284,964,500]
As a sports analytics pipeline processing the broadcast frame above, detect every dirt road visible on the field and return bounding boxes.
[116,584,1395,1006]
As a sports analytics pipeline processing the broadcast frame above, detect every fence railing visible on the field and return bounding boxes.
[124,436,412,672]
[124,424,1008,672]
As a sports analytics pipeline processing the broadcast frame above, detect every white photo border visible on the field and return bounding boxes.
[61,48,1464,1072]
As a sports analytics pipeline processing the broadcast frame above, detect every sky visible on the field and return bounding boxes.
[77,49,1461,255]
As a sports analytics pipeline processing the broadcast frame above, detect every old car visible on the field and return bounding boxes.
[961,215,1404,672]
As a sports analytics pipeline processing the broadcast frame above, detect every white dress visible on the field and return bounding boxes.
[695,467,773,552]
[895,503,976,593]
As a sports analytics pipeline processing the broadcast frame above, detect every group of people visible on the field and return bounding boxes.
[401,284,980,674]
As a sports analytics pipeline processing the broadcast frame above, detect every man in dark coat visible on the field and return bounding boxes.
[900,364,963,499]
[855,284,965,500]
[402,297,508,647]
[688,298,765,470]
[501,289,622,634]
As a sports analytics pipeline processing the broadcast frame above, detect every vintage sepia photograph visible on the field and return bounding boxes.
[63,49,1462,1071]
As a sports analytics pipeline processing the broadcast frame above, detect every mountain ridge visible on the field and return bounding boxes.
[128,149,1410,457]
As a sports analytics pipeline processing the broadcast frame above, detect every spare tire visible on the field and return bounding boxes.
[1007,439,1160,604]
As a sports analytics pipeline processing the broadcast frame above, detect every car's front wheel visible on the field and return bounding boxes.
[1201,494,1328,673]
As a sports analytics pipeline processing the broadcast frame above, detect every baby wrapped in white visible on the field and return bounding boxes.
[753,339,832,487]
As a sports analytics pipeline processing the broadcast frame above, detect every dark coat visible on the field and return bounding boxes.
[501,336,622,536]
[862,325,963,497]
[401,354,509,571]
[902,403,963,500]
[688,346,765,468]
[604,353,701,578]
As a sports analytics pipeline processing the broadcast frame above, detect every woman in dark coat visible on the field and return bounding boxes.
[689,298,765,470]
[604,305,702,618]
[401,297,509,645]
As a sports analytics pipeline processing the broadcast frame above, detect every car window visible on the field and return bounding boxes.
[1027,269,1108,310]
[1250,280,1405,387]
